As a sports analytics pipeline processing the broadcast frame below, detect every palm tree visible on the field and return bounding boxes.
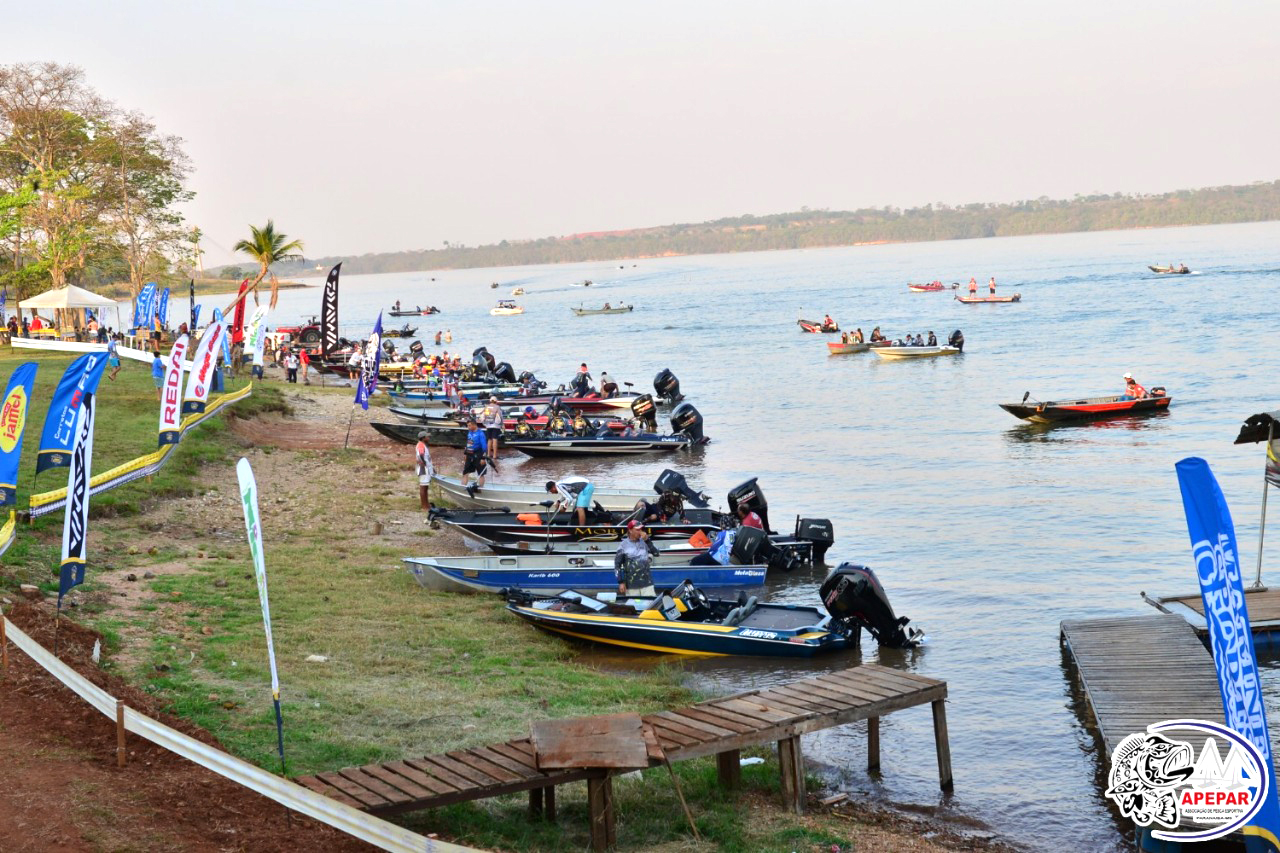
[231,220,303,309]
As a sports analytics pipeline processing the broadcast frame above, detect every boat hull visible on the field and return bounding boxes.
[956,294,1021,303]
[506,597,849,656]
[826,342,870,354]
[872,345,961,359]
[506,436,692,456]
[405,556,766,594]
[798,319,839,333]
[572,306,633,315]
[1148,266,1190,274]
[999,394,1172,424]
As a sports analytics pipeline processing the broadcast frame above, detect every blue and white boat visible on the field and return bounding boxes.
[404,554,766,594]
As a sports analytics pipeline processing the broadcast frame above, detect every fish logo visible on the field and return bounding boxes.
[1106,733,1195,827]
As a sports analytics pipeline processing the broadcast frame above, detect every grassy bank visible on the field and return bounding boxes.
[0,357,992,851]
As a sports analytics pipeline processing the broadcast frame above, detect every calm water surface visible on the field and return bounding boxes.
[208,221,1280,850]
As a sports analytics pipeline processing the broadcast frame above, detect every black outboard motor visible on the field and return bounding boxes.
[820,563,922,648]
[472,346,489,359]
[670,403,706,443]
[795,518,834,564]
[493,361,516,383]
[731,526,802,573]
[631,393,658,432]
[727,478,771,533]
[408,340,424,356]
[381,339,397,356]
[473,350,496,373]
[652,469,710,508]
[654,368,684,404]
[518,370,538,385]
[948,329,964,352]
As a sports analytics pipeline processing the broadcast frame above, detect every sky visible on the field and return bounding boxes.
[10,1,1280,266]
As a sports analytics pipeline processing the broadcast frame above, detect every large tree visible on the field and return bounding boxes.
[232,220,303,308]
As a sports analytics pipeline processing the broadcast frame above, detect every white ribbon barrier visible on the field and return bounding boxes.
[0,615,473,853]
[10,336,166,367]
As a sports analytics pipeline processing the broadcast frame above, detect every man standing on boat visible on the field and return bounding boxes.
[614,520,658,598]
[989,277,996,295]
[969,277,978,297]
[546,475,594,526]
[1121,373,1147,400]
[481,396,504,466]
[461,418,488,497]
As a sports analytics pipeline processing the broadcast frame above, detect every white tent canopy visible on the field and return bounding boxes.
[17,284,119,310]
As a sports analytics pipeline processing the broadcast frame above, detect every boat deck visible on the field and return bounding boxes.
[295,664,950,851]
[1144,584,1280,651]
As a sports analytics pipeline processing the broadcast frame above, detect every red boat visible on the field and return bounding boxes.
[907,281,955,292]
[798,318,840,333]
[999,389,1171,424]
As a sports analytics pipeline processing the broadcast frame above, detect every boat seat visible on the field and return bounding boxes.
[721,596,759,626]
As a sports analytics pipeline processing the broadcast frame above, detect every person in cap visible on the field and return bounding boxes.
[1121,372,1147,400]
[614,519,659,597]
[481,395,505,465]
[545,475,594,526]
[414,430,434,511]
[461,418,488,496]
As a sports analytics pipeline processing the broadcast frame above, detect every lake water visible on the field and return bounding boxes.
[211,220,1280,850]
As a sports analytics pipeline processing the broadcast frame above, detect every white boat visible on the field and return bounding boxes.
[431,475,657,512]
[872,345,962,359]
[572,304,633,316]
[490,300,524,315]
[511,287,525,296]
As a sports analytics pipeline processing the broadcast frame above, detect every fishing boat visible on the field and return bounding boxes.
[490,300,524,315]
[388,390,644,411]
[505,434,697,456]
[1149,264,1190,274]
[382,324,417,338]
[389,307,439,316]
[872,344,961,359]
[503,565,922,656]
[798,318,839,333]
[573,279,593,286]
[485,537,710,559]
[907,281,956,292]
[405,554,766,594]
[955,294,1021,304]
[999,389,1171,424]
[430,469,707,513]
[826,341,870,355]
[511,287,525,296]
[572,304,633,316]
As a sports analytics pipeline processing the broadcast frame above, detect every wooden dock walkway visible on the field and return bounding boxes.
[1060,613,1224,759]
[296,664,950,850]
[1144,585,1280,650]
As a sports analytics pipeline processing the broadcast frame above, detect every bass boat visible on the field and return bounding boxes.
[907,281,956,292]
[503,565,921,657]
[388,307,439,316]
[572,304,634,315]
[405,554,766,594]
[999,389,1171,424]
[1149,265,1190,275]
[490,300,524,315]
[430,468,709,513]
[872,344,961,359]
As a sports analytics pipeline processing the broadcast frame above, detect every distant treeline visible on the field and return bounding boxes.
[267,181,1280,276]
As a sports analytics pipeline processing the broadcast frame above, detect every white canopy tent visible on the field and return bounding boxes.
[16,284,123,332]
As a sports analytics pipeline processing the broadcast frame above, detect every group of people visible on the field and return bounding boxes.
[844,326,936,347]
[967,276,997,296]
[431,330,453,345]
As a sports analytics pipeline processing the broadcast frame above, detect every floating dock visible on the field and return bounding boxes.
[1144,585,1280,652]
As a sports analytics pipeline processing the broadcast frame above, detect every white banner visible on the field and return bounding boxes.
[183,319,226,415]
[159,334,189,446]
[59,393,95,604]
[237,458,280,701]
[246,307,270,367]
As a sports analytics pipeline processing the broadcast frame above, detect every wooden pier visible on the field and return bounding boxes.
[1144,585,1280,651]
[296,664,950,851]
[1060,613,1224,758]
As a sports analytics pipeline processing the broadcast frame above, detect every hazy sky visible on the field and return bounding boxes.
[11,2,1280,265]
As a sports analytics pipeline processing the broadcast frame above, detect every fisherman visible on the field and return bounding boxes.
[1121,372,1147,400]
[415,430,434,511]
[870,326,884,342]
[927,330,937,346]
[853,328,864,344]
[394,300,401,311]
[599,371,618,398]
[461,417,488,497]
[969,277,978,297]
[570,364,593,398]
[614,520,659,598]
[545,475,594,526]
[737,503,764,530]
[823,314,835,329]
[481,395,505,465]
[989,276,997,295]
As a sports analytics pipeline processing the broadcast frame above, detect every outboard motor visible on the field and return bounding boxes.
[472,346,489,359]
[654,368,684,404]
[670,403,706,443]
[652,469,710,508]
[472,350,496,373]
[631,393,658,432]
[727,478,771,533]
[819,563,922,648]
[731,526,802,573]
[1150,386,1167,398]
[408,340,424,356]
[493,361,516,383]
[381,339,397,356]
[794,518,834,564]
[948,329,964,352]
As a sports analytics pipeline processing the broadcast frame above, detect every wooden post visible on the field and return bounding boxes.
[931,699,953,791]
[545,785,556,821]
[587,774,615,851]
[116,700,127,768]
[777,736,805,815]
[529,786,543,819]
[867,716,880,772]
[716,749,741,790]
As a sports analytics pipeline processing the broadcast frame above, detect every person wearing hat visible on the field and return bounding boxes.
[461,418,488,497]
[614,520,658,598]
[1121,373,1147,401]
[481,395,505,465]
[414,430,434,511]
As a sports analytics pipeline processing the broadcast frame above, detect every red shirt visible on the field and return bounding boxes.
[740,511,764,530]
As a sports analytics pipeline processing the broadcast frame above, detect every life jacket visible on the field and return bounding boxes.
[1128,382,1147,398]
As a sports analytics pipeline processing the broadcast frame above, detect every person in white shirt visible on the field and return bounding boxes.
[545,475,594,525]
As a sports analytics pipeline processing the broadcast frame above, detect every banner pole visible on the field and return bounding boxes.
[116,699,127,767]
[1256,422,1274,589]
[344,406,355,450]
